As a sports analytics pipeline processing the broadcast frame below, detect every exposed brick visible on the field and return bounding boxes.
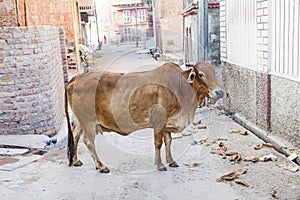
[18,68,26,73]
[4,99,13,104]
[0,63,8,68]
[0,92,16,98]
[1,105,17,110]
[19,104,27,108]
[0,80,15,85]
[16,98,25,102]
[32,102,39,107]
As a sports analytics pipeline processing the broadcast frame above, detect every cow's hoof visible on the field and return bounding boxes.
[169,162,179,168]
[158,166,167,171]
[99,167,110,173]
[73,160,83,167]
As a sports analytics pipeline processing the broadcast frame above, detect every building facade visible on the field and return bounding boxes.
[182,0,220,67]
[153,0,184,53]
[220,0,300,151]
[112,1,153,44]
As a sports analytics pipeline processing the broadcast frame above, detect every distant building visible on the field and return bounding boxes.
[111,0,153,44]
[78,0,96,45]
[153,0,184,53]
[182,0,220,67]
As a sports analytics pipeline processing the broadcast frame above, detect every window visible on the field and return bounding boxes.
[138,9,146,21]
[123,10,130,22]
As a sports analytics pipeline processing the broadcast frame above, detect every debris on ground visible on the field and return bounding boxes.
[197,138,227,146]
[234,179,249,187]
[197,125,207,129]
[181,132,192,136]
[244,155,260,163]
[254,143,275,150]
[216,168,247,182]
[259,154,278,162]
[278,162,299,173]
[191,138,227,146]
[184,163,201,171]
[231,130,248,135]
[211,142,241,163]
[271,189,278,199]
[287,152,298,161]
[184,163,200,168]
[192,119,202,125]
[182,129,196,136]
[172,135,183,140]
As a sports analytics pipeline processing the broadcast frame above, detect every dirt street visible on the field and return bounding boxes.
[1,45,299,200]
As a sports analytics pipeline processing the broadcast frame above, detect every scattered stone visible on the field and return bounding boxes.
[271,189,278,199]
[259,154,277,162]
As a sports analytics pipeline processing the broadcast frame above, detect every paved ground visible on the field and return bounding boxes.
[0,44,300,200]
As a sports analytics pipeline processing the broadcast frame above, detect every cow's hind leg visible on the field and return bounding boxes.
[82,126,109,173]
[154,128,167,171]
[72,122,83,167]
[164,132,178,168]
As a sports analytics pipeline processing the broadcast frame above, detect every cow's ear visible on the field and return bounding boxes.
[186,68,196,83]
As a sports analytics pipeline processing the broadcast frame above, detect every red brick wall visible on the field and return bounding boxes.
[0,0,18,26]
[16,0,76,44]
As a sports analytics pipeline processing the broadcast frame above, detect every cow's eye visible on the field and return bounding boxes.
[199,72,205,78]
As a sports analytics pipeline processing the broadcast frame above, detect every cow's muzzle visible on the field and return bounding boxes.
[215,90,224,99]
[210,89,224,101]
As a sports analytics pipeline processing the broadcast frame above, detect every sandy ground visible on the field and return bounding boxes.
[1,107,300,200]
[1,45,299,199]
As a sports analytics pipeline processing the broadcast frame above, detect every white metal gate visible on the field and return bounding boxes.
[271,0,300,82]
[226,0,257,70]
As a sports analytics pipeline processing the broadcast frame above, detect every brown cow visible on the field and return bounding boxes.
[65,62,223,173]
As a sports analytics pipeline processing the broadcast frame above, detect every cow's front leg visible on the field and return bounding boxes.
[82,127,109,173]
[163,132,179,168]
[154,129,167,171]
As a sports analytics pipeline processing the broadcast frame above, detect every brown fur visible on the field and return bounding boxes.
[66,62,223,172]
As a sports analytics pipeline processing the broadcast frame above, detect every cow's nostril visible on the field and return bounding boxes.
[215,90,224,98]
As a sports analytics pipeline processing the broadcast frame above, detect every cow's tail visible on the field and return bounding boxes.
[65,84,74,166]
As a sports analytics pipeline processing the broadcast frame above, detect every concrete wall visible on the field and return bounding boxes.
[0,26,66,135]
[222,63,257,123]
[271,76,300,147]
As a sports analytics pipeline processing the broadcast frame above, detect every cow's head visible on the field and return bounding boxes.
[183,61,224,105]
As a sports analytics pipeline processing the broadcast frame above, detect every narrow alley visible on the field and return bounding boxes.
[1,0,300,199]
[1,44,300,200]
